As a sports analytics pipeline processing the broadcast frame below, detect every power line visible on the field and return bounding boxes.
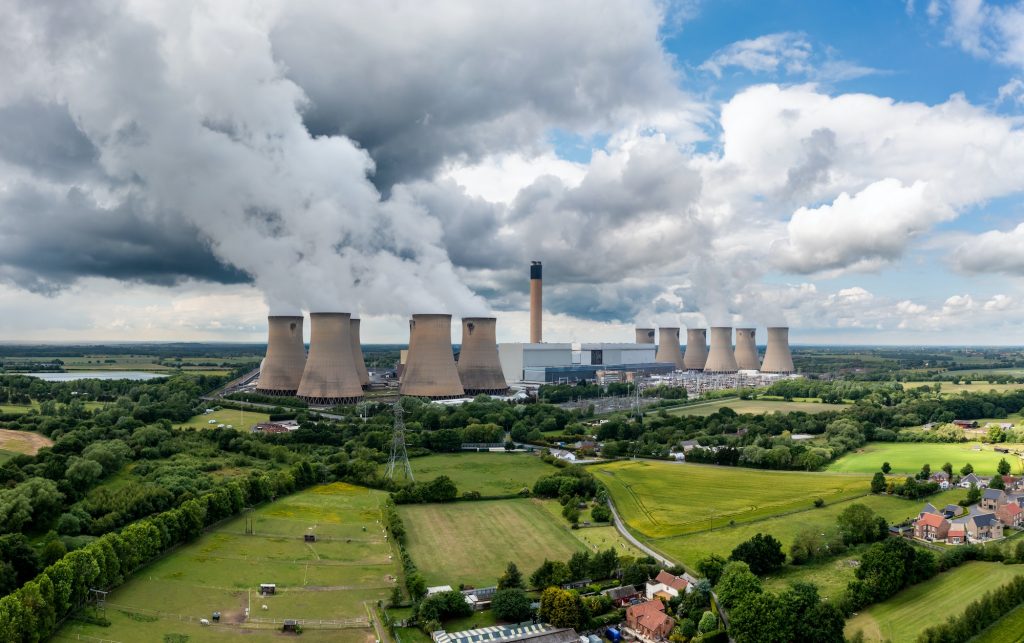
[385,398,414,482]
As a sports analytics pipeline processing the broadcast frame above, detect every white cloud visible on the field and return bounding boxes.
[998,78,1024,105]
[939,0,1024,69]
[952,222,1024,275]
[984,294,1013,311]
[700,32,813,78]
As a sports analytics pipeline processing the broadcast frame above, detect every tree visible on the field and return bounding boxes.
[881,462,891,474]
[589,548,618,580]
[591,505,611,522]
[870,472,886,494]
[990,473,1006,490]
[568,551,591,581]
[538,587,587,630]
[730,533,785,575]
[919,463,931,480]
[942,462,954,477]
[696,554,727,585]
[837,503,887,545]
[961,463,974,476]
[998,458,1012,476]
[715,561,762,608]
[966,482,982,505]
[530,559,570,589]
[492,588,533,622]
[697,611,718,634]
[418,590,472,622]
[498,562,524,590]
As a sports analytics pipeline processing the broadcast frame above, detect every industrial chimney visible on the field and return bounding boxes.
[256,315,306,396]
[530,261,543,343]
[683,328,708,371]
[350,318,370,388]
[296,313,364,405]
[635,328,655,344]
[458,317,509,395]
[654,327,685,369]
[761,327,795,374]
[400,314,466,399]
[734,328,761,371]
[704,327,738,374]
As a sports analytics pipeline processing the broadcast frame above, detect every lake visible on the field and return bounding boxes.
[23,371,168,382]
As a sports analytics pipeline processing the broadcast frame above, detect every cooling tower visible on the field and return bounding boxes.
[654,327,685,369]
[297,313,364,405]
[683,328,708,371]
[704,327,738,374]
[635,328,655,344]
[400,314,466,399]
[256,315,306,396]
[457,317,509,395]
[761,327,795,374]
[734,328,761,371]
[350,318,370,387]
[530,261,543,343]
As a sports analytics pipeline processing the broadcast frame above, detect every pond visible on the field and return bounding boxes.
[23,371,168,381]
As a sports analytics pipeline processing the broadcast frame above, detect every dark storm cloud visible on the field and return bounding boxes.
[0,101,99,181]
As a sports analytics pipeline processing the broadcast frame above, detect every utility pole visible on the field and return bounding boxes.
[386,398,414,482]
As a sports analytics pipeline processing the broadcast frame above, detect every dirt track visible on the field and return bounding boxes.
[0,428,53,455]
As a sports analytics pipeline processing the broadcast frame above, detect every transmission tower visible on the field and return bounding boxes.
[385,398,414,482]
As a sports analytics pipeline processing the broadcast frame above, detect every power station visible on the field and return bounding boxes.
[683,328,708,371]
[296,312,364,405]
[654,327,685,369]
[734,328,760,371]
[457,317,509,395]
[256,315,306,396]
[350,318,370,388]
[635,328,655,344]
[761,326,795,374]
[400,314,466,399]
[704,326,738,374]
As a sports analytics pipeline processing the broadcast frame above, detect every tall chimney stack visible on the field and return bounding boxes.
[635,328,655,344]
[654,327,685,370]
[683,328,708,371]
[734,328,761,371]
[761,327,795,374]
[530,261,542,343]
[704,327,738,374]
[256,315,306,396]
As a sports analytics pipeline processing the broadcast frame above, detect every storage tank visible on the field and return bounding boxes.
[761,327,795,374]
[400,314,466,399]
[635,328,655,344]
[704,326,738,374]
[350,318,370,387]
[297,312,364,405]
[683,328,708,371]
[734,328,761,371]
[256,315,306,396]
[654,327,685,369]
[458,317,509,395]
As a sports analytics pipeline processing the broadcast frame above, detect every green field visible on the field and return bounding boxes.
[535,499,646,558]
[660,398,847,417]
[399,499,587,587]
[845,562,1024,642]
[594,460,871,539]
[406,452,558,496]
[56,482,396,642]
[179,407,271,431]
[905,381,1024,394]
[828,442,1024,475]
[973,602,1024,643]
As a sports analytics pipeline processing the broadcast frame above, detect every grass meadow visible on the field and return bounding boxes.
[0,428,53,457]
[974,602,1024,643]
[659,398,847,417]
[405,452,558,496]
[55,482,396,642]
[399,499,586,587]
[827,442,1024,475]
[904,381,1024,394]
[179,408,271,431]
[844,561,1024,642]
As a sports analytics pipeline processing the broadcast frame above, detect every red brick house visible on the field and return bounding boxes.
[997,503,1023,528]
[645,570,689,600]
[948,523,966,544]
[626,600,675,642]
[914,513,950,541]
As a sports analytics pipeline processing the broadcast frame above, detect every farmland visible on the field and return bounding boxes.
[405,452,558,496]
[0,428,53,457]
[178,407,271,431]
[593,459,871,539]
[904,381,1024,394]
[660,398,847,417]
[844,561,1024,642]
[399,499,587,587]
[55,482,397,643]
[827,442,1023,475]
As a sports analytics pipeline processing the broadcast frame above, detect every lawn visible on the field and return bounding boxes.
[178,407,270,431]
[405,452,558,496]
[828,442,1023,475]
[55,482,396,642]
[973,602,1024,643]
[844,561,1024,643]
[399,499,586,587]
[594,460,871,539]
[659,398,847,417]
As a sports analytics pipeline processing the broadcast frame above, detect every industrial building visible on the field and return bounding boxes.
[400,314,466,399]
[457,317,509,395]
[296,312,364,405]
[734,328,760,370]
[256,315,306,396]
[683,328,708,371]
[704,327,738,374]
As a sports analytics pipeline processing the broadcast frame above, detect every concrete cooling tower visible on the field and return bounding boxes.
[655,327,685,369]
[683,328,708,371]
[256,315,306,396]
[635,328,655,344]
[734,328,761,371]
[350,318,370,387]
[457,317,509,395]
[297,313,364,405]
[704,327,738,374]
[761,327,795,374]
[400,314,466,399]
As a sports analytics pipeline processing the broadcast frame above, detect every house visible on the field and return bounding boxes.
[959,473,987,489]
[645,570,690,600]
[919,503,940,517]
[549,448,577,462]
[948,523,966,544]
[966,513,1004,541]
[997,503,1024,528]
[953,420,979,428]
[981,488,1008,511]
[679,439,700,452]
[913,513,950,541]
[602,585,641,607]
[942,504,961,518]
[625,600,675,642]
[930,472,951,490]
[1002,475,1022,491]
